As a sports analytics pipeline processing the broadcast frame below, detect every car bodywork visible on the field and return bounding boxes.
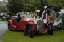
[8,18,53,32]
[8,14,53,38]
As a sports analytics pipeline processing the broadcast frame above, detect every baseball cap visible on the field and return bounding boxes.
[51,7,54,9]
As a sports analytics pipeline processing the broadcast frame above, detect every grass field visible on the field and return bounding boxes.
[1,30,64,42]
[0,18,2,21]
[0,18,8,21]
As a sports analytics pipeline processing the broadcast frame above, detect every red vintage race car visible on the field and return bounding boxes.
[8,14,53,38]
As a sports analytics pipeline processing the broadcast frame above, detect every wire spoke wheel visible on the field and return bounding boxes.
[47,24,53,35]
[8,22,12,31]
[24,24,33,38]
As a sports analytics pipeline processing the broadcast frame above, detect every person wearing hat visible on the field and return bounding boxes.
[48,7,56,22]
[42,10,48,29]
[30,12,33,18]
[42,10,48,22]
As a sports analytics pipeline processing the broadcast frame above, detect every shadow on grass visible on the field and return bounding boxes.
[34,33,51,36]
[11,30,24,32]
[6,30,55,39]
[9,30,53,37]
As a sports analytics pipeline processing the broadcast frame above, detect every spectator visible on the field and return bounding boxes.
[48,7,56,22]
[42,10,48,22]
[42,10,48,28]
[16,12,18,16]
[30,12,33,18]
[56,12,59,18]
[33,12,37,18]
[56,11,59,20]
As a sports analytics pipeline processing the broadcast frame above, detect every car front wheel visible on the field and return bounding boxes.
[24,24,33,38]
[47,24,53,35]
[8,22,12,31]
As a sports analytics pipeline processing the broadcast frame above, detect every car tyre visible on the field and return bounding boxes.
[24,24,33,38]
[8,22,12,31]
[29,25,33,38]
[48,24,53,35]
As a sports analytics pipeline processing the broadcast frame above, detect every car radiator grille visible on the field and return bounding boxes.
[37,20,43,30]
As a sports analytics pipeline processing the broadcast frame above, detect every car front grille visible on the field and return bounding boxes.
[37,20,43,30]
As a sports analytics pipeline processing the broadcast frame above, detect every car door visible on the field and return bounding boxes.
[17,18,26,30]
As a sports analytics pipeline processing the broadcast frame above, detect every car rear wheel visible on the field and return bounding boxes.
[47,24,53,35]
[8,22,12,31]
[24,24,33,38]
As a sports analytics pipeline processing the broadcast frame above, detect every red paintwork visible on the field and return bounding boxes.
[8,18,53,33]
[42,13,48,21]
[48,20,53,23]
[9,20,17,30]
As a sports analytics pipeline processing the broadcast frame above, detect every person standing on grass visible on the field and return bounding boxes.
[42,10,48,28]
[48,7,56,30]
[42,10,48,22]
[56,11,59,21]
[48,7,56,22]
[33,12,37,18]
[30,12,33,18]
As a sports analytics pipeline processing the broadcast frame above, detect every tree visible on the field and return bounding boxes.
[6,0,24,14]
[30,0,42,10]
[47,0,64,12]
[47,0,63,6]
[6,0,64,14]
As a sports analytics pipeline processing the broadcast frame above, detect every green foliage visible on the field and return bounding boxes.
[0,18,2,21]
[46,0,64,12]
[23,5,35,12]
[31,0,42,10]
[47,0,63,6]
[7,12,16,16]
[6,0,64,15]
[22,0,42,12]
[6,0,24,14]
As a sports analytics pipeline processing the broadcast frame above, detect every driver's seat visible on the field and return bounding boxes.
[15,14,21,23]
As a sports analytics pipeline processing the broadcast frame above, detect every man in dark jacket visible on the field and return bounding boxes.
[56,12,59,18]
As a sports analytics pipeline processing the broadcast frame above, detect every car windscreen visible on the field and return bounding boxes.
[21,14,31,18]
[12,16,18,18]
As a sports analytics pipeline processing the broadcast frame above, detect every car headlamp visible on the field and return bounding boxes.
[34,20,37,24]
[43,19,47,23]
[34,19,40,24]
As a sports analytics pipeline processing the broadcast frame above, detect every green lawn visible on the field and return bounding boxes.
[60,18,62,19]
[1,30,64,42]
[0,18,8,21]
[0,18,2,21]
